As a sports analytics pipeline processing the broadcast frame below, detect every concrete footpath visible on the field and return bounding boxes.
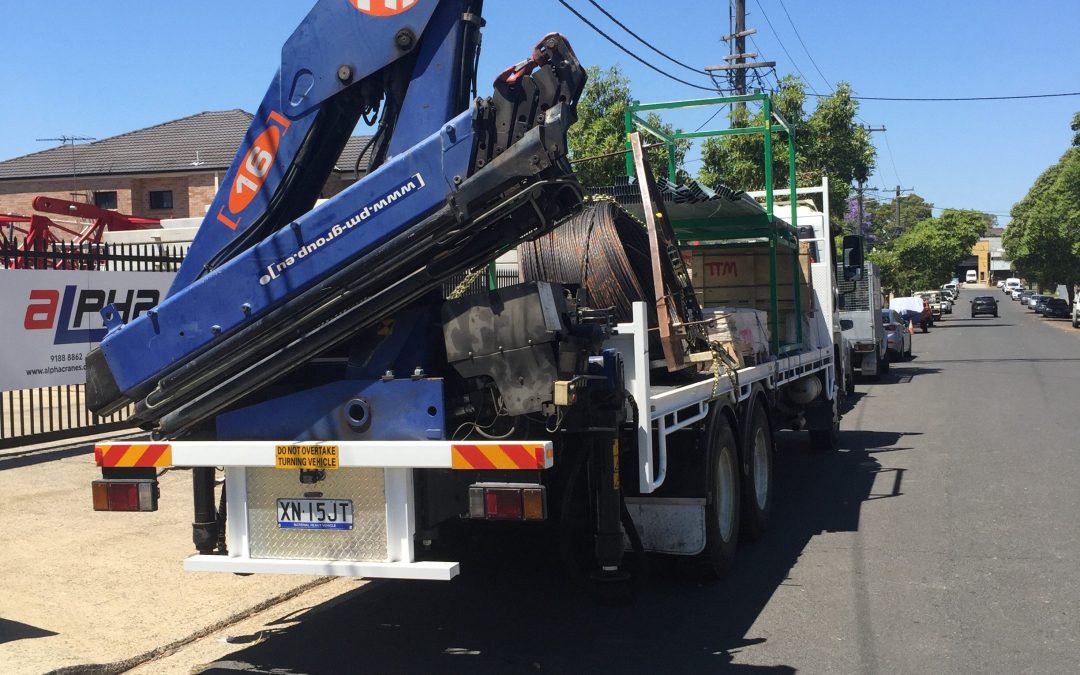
[0,434,359,674]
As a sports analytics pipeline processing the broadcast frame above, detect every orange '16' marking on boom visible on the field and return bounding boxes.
[350,0,418,17]
[217,111,291,231]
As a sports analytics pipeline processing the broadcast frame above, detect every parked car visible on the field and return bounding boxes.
[1044,298,1071,318]
[970,296,999,318]
[939,292,953,313]
[1032,296,1053,314]
[1014,289,1031,302]
[996,280,1006,289]
[1074,297,1080,328]
[881,309,912,360]
[915,291,944,321]
[941,283,958,300]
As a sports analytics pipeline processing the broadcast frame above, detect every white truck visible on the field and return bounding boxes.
[89,32,851,591]
[838,261,889,379]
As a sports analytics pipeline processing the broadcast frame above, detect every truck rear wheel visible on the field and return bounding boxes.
[740,398,773,541]
[685,406,740,579]
[809,396,841,452]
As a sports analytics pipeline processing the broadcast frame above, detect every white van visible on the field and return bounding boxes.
[1005,277,1022,295]
[965,269,978,284]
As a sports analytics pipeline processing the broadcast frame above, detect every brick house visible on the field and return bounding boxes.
[0,110,371,235]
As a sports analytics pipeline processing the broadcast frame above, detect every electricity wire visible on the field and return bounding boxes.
[749,36,784,91]
[585,0,706,77]
[752,0,819,95]
[882,131,903,187]
[861,188,1011,216]
[819,91,1080,102]
[556,0,718,93]
[775,0,833,93]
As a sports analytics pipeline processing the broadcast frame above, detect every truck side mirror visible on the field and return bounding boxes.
[842,235,864,281]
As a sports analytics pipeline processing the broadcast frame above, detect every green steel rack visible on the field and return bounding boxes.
[624,93,806,354]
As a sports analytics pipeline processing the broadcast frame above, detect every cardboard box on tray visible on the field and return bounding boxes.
[689,246,813,311]
[703,307,771,367]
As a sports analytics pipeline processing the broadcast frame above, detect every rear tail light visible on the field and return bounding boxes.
[467,483,546,521]
[92,479,158,512]
[884,323,897,331]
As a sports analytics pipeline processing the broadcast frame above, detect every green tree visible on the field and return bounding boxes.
[870,209,987,294]
[1003,141,1080,303]
[567,65,687,187]
[868,193,934,246]
[697,76,875,225]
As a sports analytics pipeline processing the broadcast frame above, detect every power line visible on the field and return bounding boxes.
[749,36,783,90]
[815,91,1080,102]
[752,0,819,95]
[694,105,728,131]
[584,0,705,76]
[861,189,1012,216]
[882,130,902,187]
[775,0,833,93]
[556,0,718,92]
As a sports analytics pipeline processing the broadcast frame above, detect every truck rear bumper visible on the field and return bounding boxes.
[183,555,459,581]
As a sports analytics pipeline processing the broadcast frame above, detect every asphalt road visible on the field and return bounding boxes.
[155,288,1080,674]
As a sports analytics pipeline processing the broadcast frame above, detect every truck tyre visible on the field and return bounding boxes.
[879,350,890,373]
[868,353,881,381]
[739,398,773,541]
[809,396,841,452]
[1073,316,1078,329]
[685,406,740,579]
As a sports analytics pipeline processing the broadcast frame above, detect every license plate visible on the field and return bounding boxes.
[277,498,353,530]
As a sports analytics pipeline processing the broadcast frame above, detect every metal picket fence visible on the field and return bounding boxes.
[0,240,186,449]
[0,246,524,450]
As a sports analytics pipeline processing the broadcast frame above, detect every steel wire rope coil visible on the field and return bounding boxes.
[517,200,662,344]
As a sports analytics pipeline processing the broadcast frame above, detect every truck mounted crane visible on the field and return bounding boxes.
[90,1,846,595]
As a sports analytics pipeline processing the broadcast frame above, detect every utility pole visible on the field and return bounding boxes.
[855,126,885,239]
[705,2,773,107]
[734,0,746,97]
[893,184,914,237]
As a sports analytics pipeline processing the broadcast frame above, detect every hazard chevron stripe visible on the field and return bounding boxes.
[450,443,552,470]
[95,444,173,468]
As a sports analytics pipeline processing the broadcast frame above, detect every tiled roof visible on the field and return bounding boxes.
[335,136,376,178]
[0,110,253,180]
[0,110,374,180]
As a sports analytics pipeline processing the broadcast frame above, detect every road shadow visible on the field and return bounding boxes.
[0,617,57,645]
[866,365,941,386]
[840,390,867,415]
[0,445,93,471]
[913,357,1080,365]
[928,320,1013,328]
[192,433,895,674]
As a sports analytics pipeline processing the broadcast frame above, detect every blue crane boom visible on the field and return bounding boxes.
[85,0,586,438]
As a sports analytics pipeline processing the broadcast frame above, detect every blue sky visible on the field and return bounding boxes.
[2,0,1077,225]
